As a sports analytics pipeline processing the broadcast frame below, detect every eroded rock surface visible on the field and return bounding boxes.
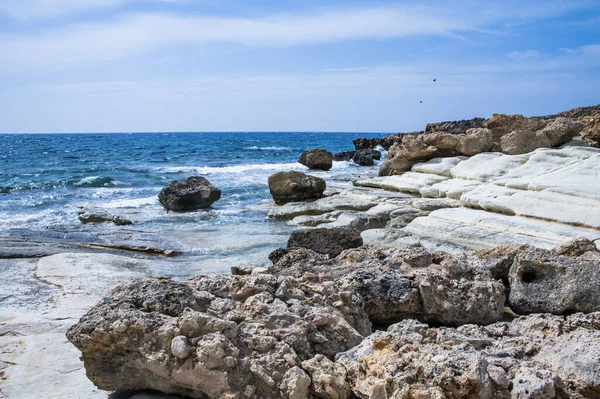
[67,275,371,399]
[336,313,600,399]
[287,227,363,257]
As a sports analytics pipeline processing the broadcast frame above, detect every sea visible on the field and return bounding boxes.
[0,132,387,278]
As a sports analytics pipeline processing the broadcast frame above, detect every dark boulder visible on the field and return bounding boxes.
[332,151,355,162]
[287,227,363,257]
[298,149,333,171]
[158,176,221,212]
[268,171,326,205]
[352,150,382,166]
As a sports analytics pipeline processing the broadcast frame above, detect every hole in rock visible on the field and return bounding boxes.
[521,271,537,283]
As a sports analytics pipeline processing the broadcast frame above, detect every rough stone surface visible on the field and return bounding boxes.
[336,313,600,399]
[158,176,221,212]
[67,275,371,399]
[298,149,333,171]
[268,171,326,205]
[286,227,363,257]
[508,246,600,315]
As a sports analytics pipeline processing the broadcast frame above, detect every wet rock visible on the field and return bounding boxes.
[268,171,326,205]
[287,227,363,257]
[336,313,600,399]
[353,134,404,151]
[78,210,133,226]
[332,151,355,161]
[508,246,600,315]
[298,149,333,171]
[158,176,221,212]
[67,275,371,399]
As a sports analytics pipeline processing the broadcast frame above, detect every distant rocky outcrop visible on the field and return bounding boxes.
[333,149,381,166]
[268,171,326,205]
[298,149,333,171]
[353,133,405,151]
[67,240,600,398]
[379,107,592,175]
[158,176,221,211]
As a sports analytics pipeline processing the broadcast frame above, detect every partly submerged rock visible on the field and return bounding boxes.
[298,148,333,171]
[286,227,363,257]
[77,210,133,226]
[268,171,326,205]
[158,176,221,212]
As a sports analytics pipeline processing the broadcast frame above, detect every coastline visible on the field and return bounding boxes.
[1,107,600,398]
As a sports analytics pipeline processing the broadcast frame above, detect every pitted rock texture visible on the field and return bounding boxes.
[268,171,326,205]
[67,275,370,399]
[509,244,600,315]
[158,176,221,211]
[335,313,600,399]
[299,149,333,171]
[271,245,507,326]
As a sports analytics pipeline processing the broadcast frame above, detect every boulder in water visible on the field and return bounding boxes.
[298,149,333,171]
[268,171,326,205]
[158,176,221,212]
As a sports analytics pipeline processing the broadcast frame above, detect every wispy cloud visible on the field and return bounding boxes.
[0,1,594,69]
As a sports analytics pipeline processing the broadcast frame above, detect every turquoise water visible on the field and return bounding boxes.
[0,132,386,275]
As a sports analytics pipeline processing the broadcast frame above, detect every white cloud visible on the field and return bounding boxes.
[0,1,593,69]
[0,0,176,20]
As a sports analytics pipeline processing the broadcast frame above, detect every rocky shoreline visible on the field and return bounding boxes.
[1,105,600,399]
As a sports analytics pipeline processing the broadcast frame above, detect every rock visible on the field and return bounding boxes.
[67,275,371,399]
[287,227,363,257]
[302,355,351,399]
[336,313,600,399]
[170,335,192,359]
[280,366,311,399]
[455,128,493,156]
[500,129,553,155]
[78,210,133,226]
[352,151,374,166]
[268,191,377,220]
[353,133,404,151]
[332,151,355,161]
[425,117,487,133]
[272,245,506,326]
[298,149,333,171]
[158,176,221,212]
[267,171,326,205]
[554,237,599,256]
[508,246,600,315]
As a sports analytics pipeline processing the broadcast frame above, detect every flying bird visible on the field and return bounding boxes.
[433,78,437,82]
[420,101,423,104]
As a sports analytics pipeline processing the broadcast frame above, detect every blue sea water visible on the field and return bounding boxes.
[0,132,386,276]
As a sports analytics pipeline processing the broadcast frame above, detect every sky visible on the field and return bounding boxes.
[0,0,599,133]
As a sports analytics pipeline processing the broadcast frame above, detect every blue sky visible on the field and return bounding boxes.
[0,0,599,133]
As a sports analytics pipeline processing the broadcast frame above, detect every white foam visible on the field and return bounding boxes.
[157,162,304,175]
[100,196,158,209]
[244,146,292,151]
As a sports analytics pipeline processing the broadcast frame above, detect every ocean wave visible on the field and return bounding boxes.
[73,176,121,188]
[244,146,292,151]
[158,162,304,175]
